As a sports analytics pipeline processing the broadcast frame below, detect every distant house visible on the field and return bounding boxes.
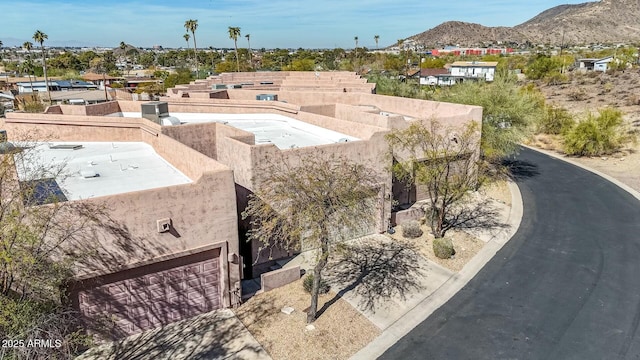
[81,72,121,88]
[418,68,452,86]
[577,56,614,72]
[449,61,498,82]
[17,80,98,93]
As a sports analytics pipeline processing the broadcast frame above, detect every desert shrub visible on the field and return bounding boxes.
[433,237,455,259]
[603,82,614,93]
[563,107,635,156]
[537,105,575,135]
[544,72,569,85]
[568,89,588,101]
[626,95,640,106]
[402,220,423,238]
[23,100,45,113]
[302,274,330,294]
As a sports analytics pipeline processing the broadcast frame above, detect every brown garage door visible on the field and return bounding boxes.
[74,250,221,338]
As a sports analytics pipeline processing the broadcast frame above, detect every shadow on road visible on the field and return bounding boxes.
[502,157,540,181]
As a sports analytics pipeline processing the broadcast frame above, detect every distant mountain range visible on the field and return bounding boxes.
[409,0,640,47]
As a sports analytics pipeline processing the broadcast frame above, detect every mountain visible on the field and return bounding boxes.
[410,0,640,47]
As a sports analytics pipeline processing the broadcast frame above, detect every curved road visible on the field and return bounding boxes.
[380,147,640,360]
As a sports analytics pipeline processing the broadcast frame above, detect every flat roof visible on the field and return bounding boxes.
[15,142,192,200]
[114,112,360,149]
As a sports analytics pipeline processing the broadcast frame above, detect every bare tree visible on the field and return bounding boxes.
[386,121,482,238]
[242,154,383,323]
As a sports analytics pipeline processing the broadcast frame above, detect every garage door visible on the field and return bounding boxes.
[74,250,221,338]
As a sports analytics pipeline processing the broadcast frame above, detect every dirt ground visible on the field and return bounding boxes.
[389,225,483,273]
[536,70,640,126]
[234,278,380,360]
[387,179,511,273]
[530,69,640,192]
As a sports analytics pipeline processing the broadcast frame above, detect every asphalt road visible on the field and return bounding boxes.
[380,147,640,360]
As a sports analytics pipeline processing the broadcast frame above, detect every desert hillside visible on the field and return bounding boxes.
[410,0,640,47]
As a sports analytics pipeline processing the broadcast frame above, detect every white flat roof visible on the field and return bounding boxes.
[15,142,192,200]
[114,112,360,149]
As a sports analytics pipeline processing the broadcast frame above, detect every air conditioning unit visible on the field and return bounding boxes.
[156,218,171,233]
[256,94,278,101]
[141,101,169,124]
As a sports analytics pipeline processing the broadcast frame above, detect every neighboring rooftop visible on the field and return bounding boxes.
[113,112,360,149]
[450,61,498,67]
[15,141,192,201]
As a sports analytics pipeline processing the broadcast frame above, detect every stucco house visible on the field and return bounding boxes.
[0,71,482,338]
[160,71,482,277]
[1,104,242,339]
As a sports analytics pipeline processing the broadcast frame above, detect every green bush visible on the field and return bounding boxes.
[563,107,635,156]
[537,105,575,135]
[433,237,455,259]
[302,274,330,294]
[402,220,423,238]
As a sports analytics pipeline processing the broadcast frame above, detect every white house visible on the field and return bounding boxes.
[449,61,497,82]
[418,68,451,86]
[578,56,614,72]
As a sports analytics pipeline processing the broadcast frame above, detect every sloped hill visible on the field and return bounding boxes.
[409,0,640,47]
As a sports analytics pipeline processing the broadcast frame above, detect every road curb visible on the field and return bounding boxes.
[350,180,524,360]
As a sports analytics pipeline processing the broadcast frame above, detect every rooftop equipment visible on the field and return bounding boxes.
[256,94,278,101]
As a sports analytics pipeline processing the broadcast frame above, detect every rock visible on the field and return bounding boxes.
[281,306,294,315]
[305,324,316,331]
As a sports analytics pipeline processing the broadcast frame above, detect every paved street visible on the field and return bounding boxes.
[380,147,640,360]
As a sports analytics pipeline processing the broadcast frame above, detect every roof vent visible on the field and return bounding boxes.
[49,144,83,150]
[157,218,172,233]
[80,169,99,178]
[338,138,349,143]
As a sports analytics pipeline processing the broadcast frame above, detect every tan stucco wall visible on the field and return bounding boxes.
[0,113,241,301]
[161,122,219,159]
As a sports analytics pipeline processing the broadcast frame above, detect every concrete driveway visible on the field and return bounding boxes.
[76,309,271,360]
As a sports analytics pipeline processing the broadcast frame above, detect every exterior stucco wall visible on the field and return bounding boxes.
[0,113,241,305]
[3,112,149,141]
[161,122,219,159]
[225,90,482,129]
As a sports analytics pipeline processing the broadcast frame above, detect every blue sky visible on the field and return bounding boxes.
[1,0,594,49]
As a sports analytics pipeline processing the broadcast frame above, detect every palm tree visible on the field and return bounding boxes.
[354,36,359,69]
[22,41,34,92]
[354,36,359,55]
[228,27,241,72]
[208,46,215,71]
[184,19,199,78]
[374,35,380,50]
[33,30,51,103]
[245,33,252,69]
[183,33,191,67]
